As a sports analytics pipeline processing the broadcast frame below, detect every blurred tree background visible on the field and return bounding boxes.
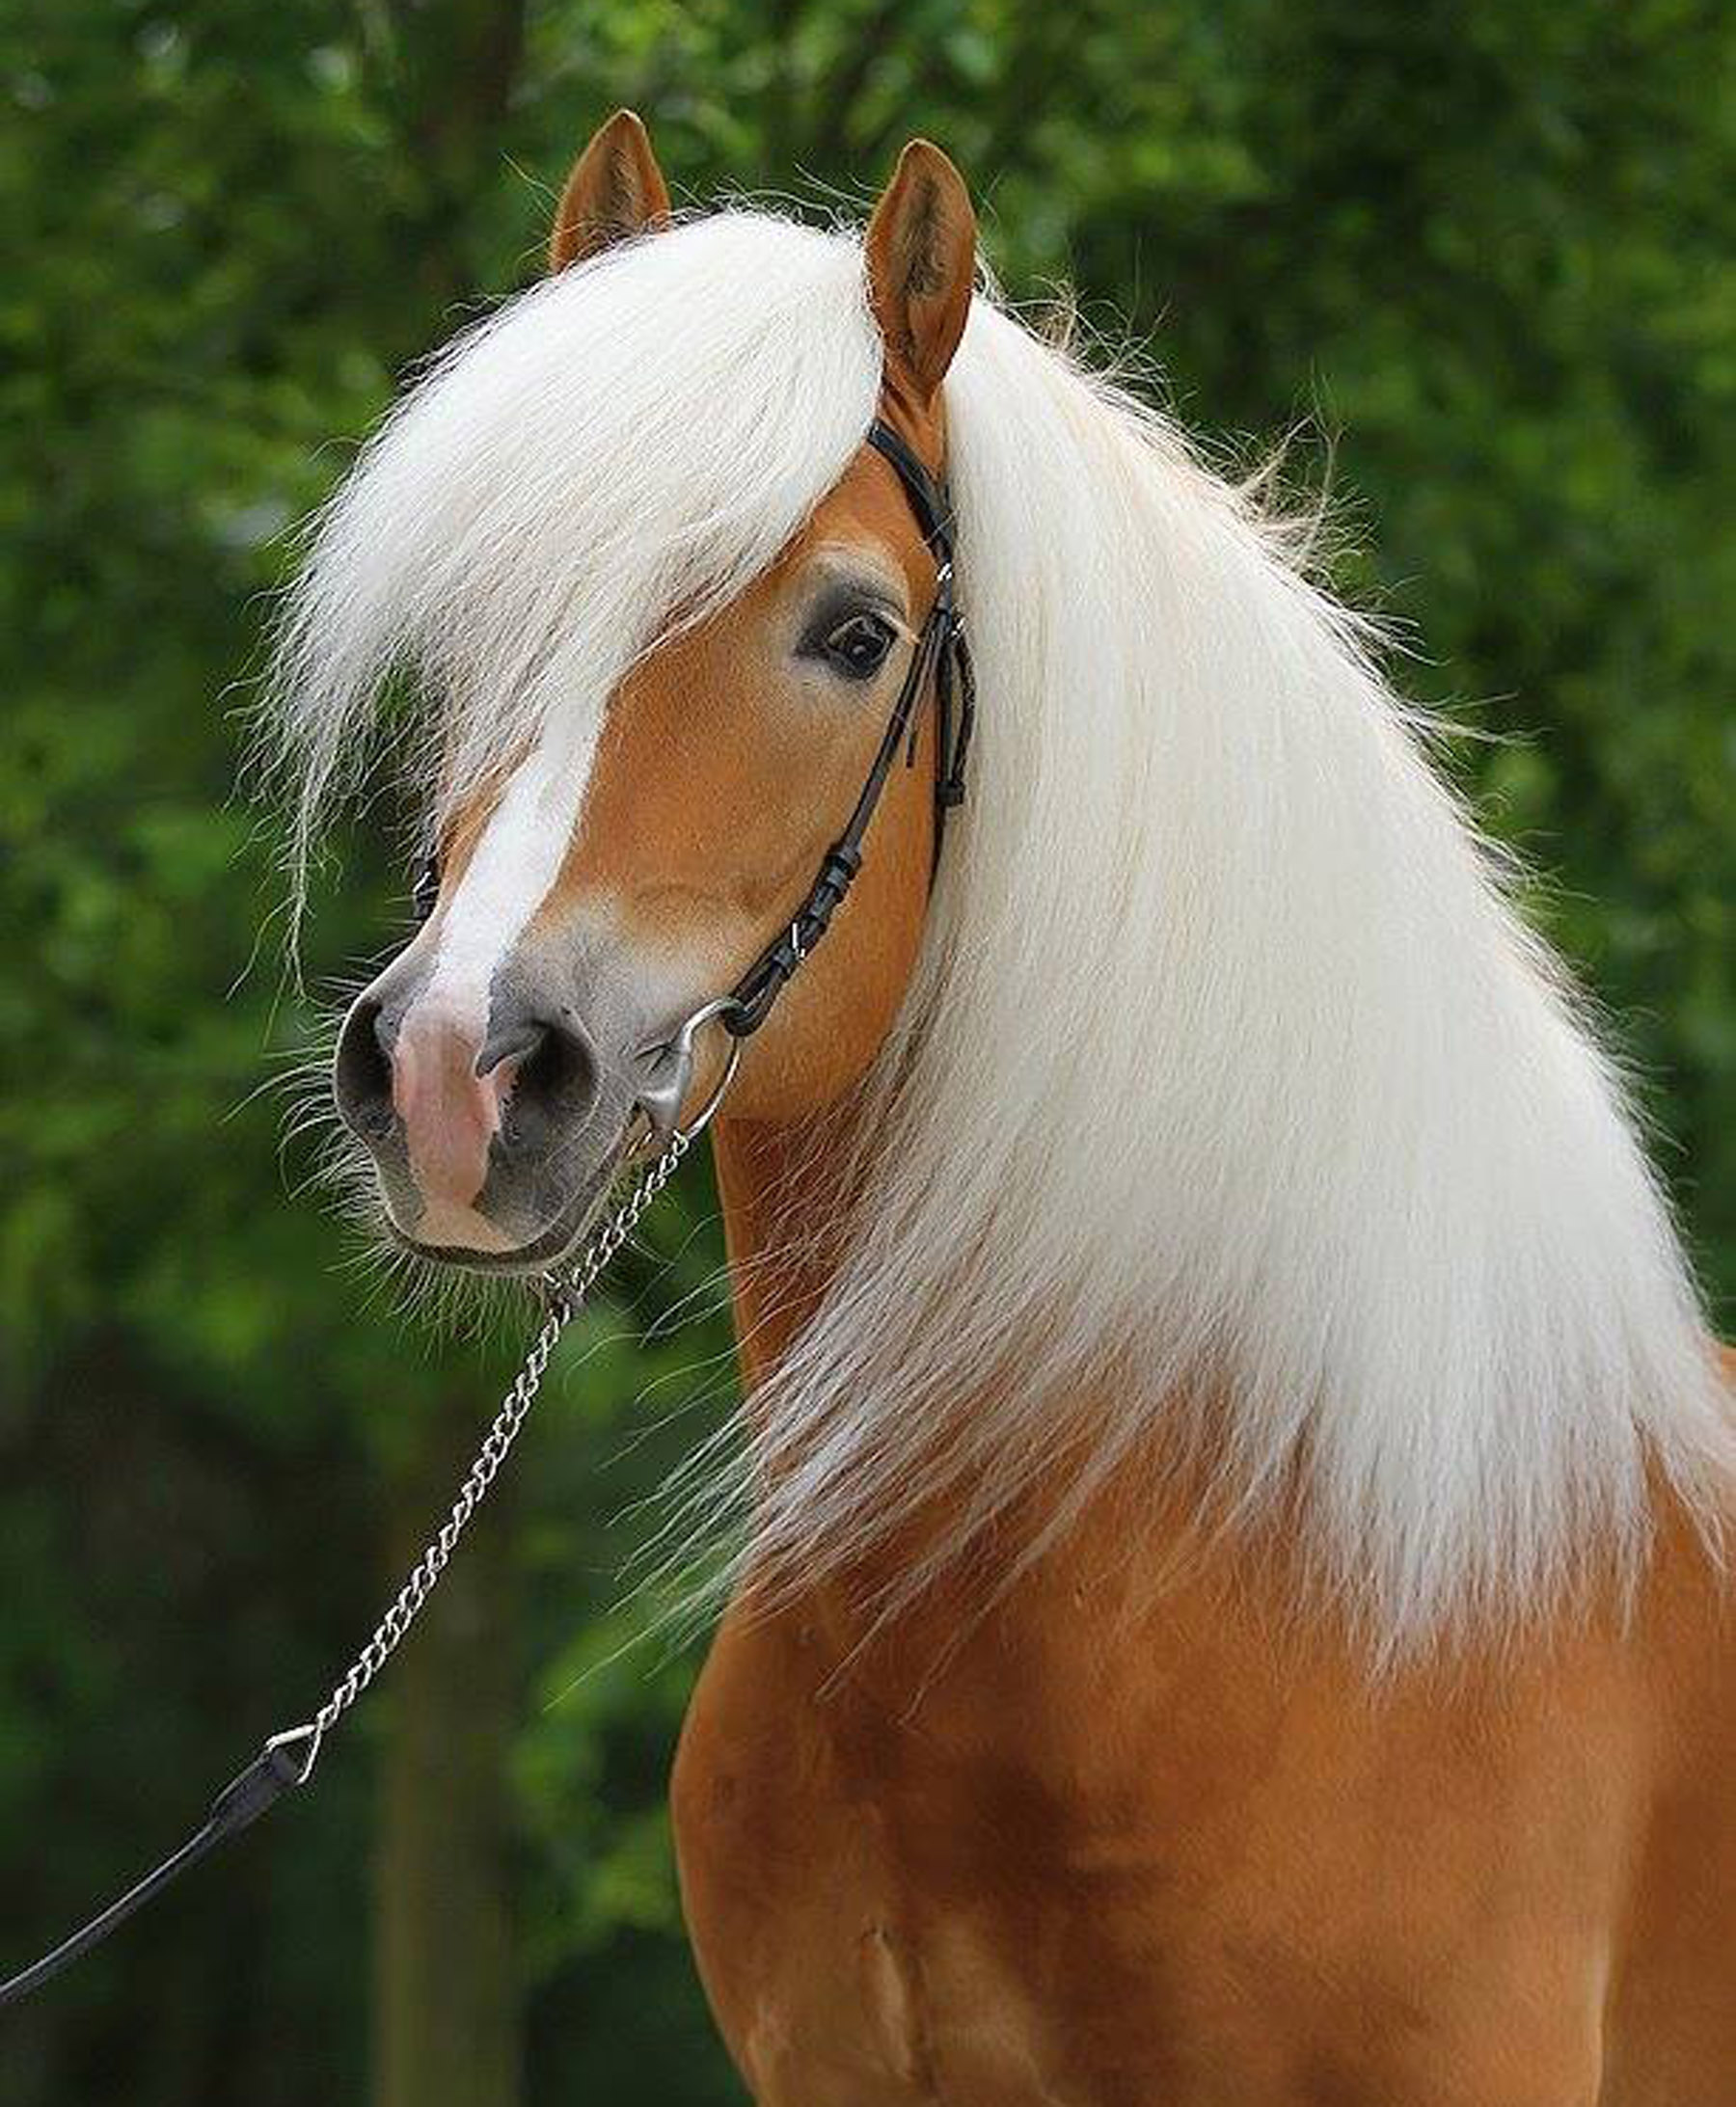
[0,0,1729,2100]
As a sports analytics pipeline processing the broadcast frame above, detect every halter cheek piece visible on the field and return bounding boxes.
[723,419,975,1036]
[405,420,971,1048]
[0,419,974,2012]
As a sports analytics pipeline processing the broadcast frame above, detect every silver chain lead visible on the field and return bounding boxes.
[0,1042,739,2006]
[275,1130,692,1781]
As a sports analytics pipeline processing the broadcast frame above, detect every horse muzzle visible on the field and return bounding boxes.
[333,942,726,1269]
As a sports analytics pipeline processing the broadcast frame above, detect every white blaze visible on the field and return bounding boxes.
[411,715,598,1046]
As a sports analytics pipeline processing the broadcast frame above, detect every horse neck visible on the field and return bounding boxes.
[708,1112,852,1390]
[704,1107,1218,1654]
[702,1104,1710,1693]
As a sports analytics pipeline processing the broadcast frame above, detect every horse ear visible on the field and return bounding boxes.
[864,140,976,410]
[549,110,671,273]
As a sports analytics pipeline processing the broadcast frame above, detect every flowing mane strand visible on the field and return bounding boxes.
[269,207,1728,1646]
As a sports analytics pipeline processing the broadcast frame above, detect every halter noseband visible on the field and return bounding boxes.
[721,418,976,1037]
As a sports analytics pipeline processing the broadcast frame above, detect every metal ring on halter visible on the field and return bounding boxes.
[670,1006,743,1142]
[632,992,746,1149]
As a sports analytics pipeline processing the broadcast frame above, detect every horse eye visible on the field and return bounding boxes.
[411,852,441,923]
[824,611,896,680]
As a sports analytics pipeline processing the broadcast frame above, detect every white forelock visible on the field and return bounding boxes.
[268,207,1728,1646]
[266,211,883,893]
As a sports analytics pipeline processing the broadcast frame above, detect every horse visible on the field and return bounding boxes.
[269,111,1734,2106]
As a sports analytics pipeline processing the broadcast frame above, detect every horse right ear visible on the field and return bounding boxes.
[549,110,671,273]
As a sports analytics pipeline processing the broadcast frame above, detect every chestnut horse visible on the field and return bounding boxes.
[272,114,1733,2105]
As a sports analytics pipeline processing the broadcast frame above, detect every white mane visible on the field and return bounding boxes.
[271,208,1729,1644]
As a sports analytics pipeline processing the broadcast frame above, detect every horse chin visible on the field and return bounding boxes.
[384,1136,631,1278]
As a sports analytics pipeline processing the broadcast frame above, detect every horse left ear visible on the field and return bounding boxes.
[864,140,976,411]
[549,109,671,273]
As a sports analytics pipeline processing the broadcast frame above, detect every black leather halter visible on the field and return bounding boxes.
[722,418,975,1036]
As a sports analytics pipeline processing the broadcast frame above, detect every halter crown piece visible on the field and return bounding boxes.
[0,414,973,2009]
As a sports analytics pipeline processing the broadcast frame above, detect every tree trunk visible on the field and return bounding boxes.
[371,1400,521,2107]
[358,14,531,2102]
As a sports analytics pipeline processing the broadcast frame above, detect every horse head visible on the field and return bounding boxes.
[326,115,975,1266]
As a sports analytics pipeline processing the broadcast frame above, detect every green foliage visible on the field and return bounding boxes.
[1,0,1729,2100]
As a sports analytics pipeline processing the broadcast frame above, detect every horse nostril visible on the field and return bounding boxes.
[334,996,396,1143]
[522,1023,585,1105]
[475,1020,545,1078]
[480,1013,597,1136]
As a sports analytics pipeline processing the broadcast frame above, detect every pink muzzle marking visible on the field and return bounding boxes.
[391,1013,518,1232]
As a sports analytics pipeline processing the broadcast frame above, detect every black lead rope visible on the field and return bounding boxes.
[0,415,971,2013]
[0,1736,316,2009]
